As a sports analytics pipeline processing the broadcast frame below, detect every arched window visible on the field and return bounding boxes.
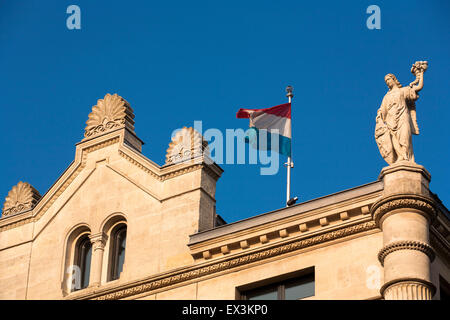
[109,225,127,281]
[74,234,92,290]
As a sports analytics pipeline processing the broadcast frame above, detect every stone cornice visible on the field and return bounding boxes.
[189,204,375,261]
[371,194,438,227]
[69,220,377,300]
[190,181,383,247]
[119,147,222,182]
[378,240,435,266]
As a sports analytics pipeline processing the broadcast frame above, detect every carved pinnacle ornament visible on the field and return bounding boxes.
[375,61,428,165]
[84,93,135,139]
[2,181,41,217]
[165,127,210,165]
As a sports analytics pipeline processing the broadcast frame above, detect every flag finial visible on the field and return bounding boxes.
[286,85,294,99]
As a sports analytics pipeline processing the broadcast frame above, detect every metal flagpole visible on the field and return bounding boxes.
[285,86,294,206]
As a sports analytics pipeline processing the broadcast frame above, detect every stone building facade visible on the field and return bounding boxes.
[0,93,449,300]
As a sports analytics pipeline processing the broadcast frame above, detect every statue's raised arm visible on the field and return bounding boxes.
[409,61,428,92]
[374,61,429,165]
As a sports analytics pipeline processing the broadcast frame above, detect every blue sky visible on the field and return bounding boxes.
[1,1,449,222]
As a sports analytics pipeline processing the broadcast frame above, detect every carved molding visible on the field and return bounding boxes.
[83,137,120,154]
[79,221,376,300]
[165,127,209,165]
[119,148,221,183]
[371,195,437,226]
[378,240,435,266]
[84,94,134,139]
[382,278,435,300]
[2,182,41,217]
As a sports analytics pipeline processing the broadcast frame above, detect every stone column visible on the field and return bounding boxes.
[371,162,437,300]
[89,232,108,287]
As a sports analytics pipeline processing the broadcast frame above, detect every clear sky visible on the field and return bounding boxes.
[1,1,449,222]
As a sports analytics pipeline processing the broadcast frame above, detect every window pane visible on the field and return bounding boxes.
[111,227,127,281]
[116,231,126,277]
[246,285,278,300]
[284,276,315,300]
[81,240,92,289]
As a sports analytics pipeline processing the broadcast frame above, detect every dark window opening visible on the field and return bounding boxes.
[239,269,315,300]
[74,235,92,291]
[109,225,127,281]
[440,276,450,301]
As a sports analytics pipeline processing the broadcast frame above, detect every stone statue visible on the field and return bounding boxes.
[375,61,428,164]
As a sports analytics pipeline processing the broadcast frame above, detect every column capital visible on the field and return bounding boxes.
[89,232,108,250]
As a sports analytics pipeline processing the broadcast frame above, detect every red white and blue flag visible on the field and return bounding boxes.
[236,103,291,157]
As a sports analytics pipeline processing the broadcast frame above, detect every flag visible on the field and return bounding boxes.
[236,103,291,157]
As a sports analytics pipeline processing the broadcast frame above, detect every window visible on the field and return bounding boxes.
[239,270,315,300]
[440,276,450,301]
[74,234,92,290]
[109,225,127,281]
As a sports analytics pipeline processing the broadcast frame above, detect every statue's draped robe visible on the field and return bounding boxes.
[375,86,419,164]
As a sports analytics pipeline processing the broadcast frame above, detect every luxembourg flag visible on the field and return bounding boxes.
[236,103,291,157]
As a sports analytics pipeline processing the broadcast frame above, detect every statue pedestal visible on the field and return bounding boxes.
[378,161,431,198]
[371,161,437,300]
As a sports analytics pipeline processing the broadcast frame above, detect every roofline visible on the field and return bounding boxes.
[189,180,384,245]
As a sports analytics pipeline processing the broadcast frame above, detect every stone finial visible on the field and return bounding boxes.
[165,127,210,165]
[84,93,135,139]
[2,181,41,217]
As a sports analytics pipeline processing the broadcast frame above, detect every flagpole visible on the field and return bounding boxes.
[285,86,294,206]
